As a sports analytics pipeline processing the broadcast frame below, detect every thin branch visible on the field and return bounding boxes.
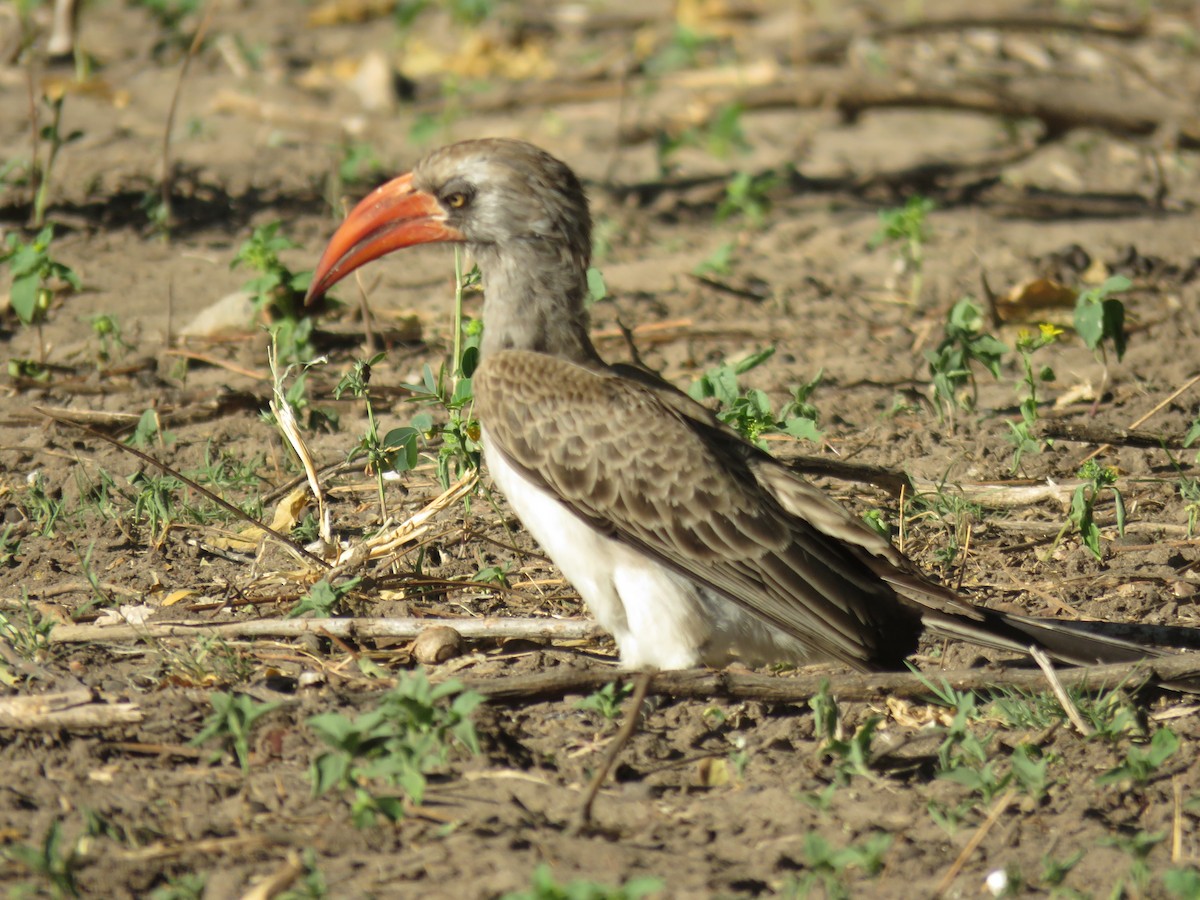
[1030,646,1093,737]
[48,615,606,645]
[933,788,1017,897]
[465,653,1200,703]
[571,669,653,833]
[0,689,143,730]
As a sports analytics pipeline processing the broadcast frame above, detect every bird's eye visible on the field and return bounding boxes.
[445,192,468,209]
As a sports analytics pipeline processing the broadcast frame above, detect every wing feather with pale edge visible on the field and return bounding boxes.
[474,350,928,669]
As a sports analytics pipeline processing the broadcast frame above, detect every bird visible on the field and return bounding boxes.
[307,137,1171,673]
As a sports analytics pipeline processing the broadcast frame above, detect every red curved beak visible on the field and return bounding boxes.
[306,172,466,304]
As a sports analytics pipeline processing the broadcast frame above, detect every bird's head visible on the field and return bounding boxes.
[307,138,591,304]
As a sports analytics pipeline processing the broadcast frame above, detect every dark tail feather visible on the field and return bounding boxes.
[922,608,1200,667]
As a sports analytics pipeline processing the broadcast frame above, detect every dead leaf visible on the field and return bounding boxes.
[41,74,130,108]
[886,697,953,728]
[995,277,1077,323]
[697,757,731,787]
[161,589,195,607]
[306,0,393,26]
[1082,255,1111,285]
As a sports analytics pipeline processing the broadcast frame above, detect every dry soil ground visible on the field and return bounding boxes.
[2,1,1200,897]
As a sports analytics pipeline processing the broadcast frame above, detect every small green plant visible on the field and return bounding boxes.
[7,357,50,380]
[1073,274,1129,369]
[726,732,751,779]
[645,24,716,76]
[23,471,64,537]
[1008,324,1061,472]
[869,195,934,302]
[809,681,876,784]
[231,221,315,362]
[1074,686,1141,741]
[287,577,362,619]
[1179,473,1200,538]
[655,101,749,175]
[1007,744,1049,800]
[693,241,735,277]
[2,819,81,898]
[924,297,1007,417]
[901,482,983,574]
[395,256,483,489]
[986,687,1067,730]
[1040,850,1084,889]
[391,0,496,34]
[337,140,384,186]
[85,313,133,367]
[937,738,1049,808]
[129,471,185,548]
[0,155,30,190]
[1047,458,1126,561]
[1096,727,1180,787]
[29,89,84,228]
[72,541,118,617]
[308,670,483,826]
[149,871,207,900]
[136,0,202,32]
[927,797,975,837]
[1104,830,1165,897]
[917,675,1018,800]
[280,849,328,900]
[787,832,892,900]
[716,169,777,227]
[502,864,663,900]
[689,348,824,447]
[1163,866,1200,898]
[860,508,891,540]
[190,691,282,772]
[2,224,81,331]
[574,681,633,722]
[0,522,20,567]
[0,596,54,665]
[189,443,266,499]
[162,635,256,687]
[400,352,482,489]
[938,756,1012,805]
[471,562,511,587]
[1185,410,1200,463]
[336,353,404,520]
[127,408,175,450]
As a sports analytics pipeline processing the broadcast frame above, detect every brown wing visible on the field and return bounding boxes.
[474,350,924,669]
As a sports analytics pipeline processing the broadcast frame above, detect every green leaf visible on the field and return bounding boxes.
[1102,298,1127,360]
[382,426,421,472]
[1145,726,1181,767]
[585,266,607,304]
[1073,298,1106,351]
[9,273,40,324]
[782,416,825,443]
[1184,419,1200,448]
[459,344,479,378]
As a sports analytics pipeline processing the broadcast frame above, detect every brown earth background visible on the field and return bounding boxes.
[2,0,1200,897]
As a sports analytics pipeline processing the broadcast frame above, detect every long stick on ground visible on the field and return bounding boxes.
[464,654,1200,703]
[49,615,606,645]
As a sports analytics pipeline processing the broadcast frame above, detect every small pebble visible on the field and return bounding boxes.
[985,868,1009,897]
[412,625,463,665]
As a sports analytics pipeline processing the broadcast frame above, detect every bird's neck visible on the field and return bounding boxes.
[474,241,603,367]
